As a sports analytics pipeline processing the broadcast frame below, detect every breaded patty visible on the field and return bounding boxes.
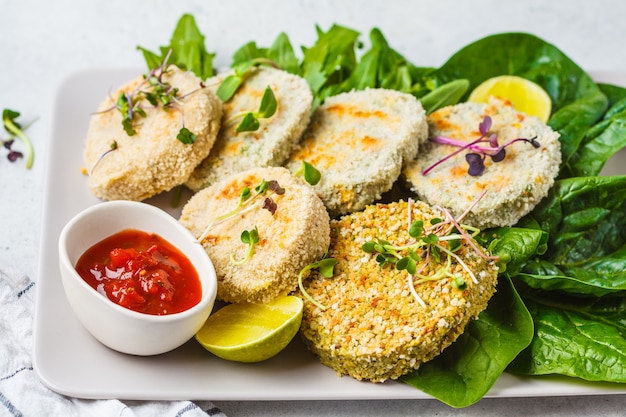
[185,66,313,192]
[84,66,222,201]
[179,167,330,304]
[403,97,561,229]
[299,200,499,382]
[285,88,427,217]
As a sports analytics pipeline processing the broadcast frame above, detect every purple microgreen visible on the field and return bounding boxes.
[2,108,36,169]
[262,197,277,215]
[423,115,541,176]
[465,153,485,176]
[267,179,285,195]
[479,115,492,135]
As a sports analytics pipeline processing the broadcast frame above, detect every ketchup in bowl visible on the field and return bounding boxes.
[75,228,201,315]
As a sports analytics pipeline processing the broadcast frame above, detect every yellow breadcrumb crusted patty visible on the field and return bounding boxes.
[84,66,222,201]
[179,167,330,304]
[298,200,499,382]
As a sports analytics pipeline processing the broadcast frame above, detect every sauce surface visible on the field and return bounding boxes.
[75,229,202,315]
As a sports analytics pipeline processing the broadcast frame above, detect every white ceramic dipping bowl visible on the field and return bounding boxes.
[58,200,217,356]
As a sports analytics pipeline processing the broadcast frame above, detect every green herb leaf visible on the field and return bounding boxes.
[216,74,244,102]
[177,127,196,144]
[2,108,35,169]
[317,258,338,278]
[300,161,322,186]
[257,86,277,118]
[236,112,260,133]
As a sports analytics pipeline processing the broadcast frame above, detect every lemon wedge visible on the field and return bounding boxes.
[468,75,552,122]
[195,295,303,363]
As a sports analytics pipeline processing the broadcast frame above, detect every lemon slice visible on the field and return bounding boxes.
[468,75,552,122]
[195,295,303,363]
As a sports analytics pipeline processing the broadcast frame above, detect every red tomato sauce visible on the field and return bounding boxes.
[75,229,202,315]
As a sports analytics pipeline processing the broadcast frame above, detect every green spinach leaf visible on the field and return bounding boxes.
[519,176,626,295]
[476,226,547,275]
[507,290,626,382]
[401,276,533,408]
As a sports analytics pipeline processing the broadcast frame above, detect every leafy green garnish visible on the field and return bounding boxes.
[138,14,215,80]
[2,109,35,169]
[293,161,322,186]
[297,250,337,310]
[108,52,201,143]
[230,226,260,265]
[223,85,278,133]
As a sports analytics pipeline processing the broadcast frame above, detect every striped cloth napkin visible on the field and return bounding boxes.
[0,265,226,417]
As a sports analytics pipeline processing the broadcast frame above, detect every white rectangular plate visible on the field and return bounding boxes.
[33,68,626,401]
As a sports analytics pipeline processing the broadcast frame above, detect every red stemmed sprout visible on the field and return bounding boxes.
[422,115,540,176]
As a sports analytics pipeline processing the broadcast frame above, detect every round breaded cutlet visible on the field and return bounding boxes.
[403,97,561,229]
[285,88,428,217]
[299,200,499,382]
[179,167,330,304]
[185,67,313,192]
[84,66,222,201]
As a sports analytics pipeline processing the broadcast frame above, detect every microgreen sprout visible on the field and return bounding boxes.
[293,161,322,186]
[2,109,36,169]
[198,178,285,243]
[89,141,118,174]
[99,50,202,144]
[297,249,337,310]
[223,86,278,133]
[230,226,260,265]
[363,198,498,307]
[216,58,281,102]
[422,115,540,176]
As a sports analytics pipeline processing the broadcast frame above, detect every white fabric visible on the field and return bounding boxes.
[0,266,226,417]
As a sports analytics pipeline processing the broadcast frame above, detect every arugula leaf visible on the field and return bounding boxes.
[301,24,360,106]
[137,14,215,80]
[419,79,470,114]
[231,32,300,75]
[507,290,626,382]
[401,276,534,408]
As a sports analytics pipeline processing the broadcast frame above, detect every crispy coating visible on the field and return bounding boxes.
[185,67,313,192]
[403,97,561,228]
[285,88,428,217]
[179,167,330,304]
[84,66,222,201]
[299,200,499,382]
